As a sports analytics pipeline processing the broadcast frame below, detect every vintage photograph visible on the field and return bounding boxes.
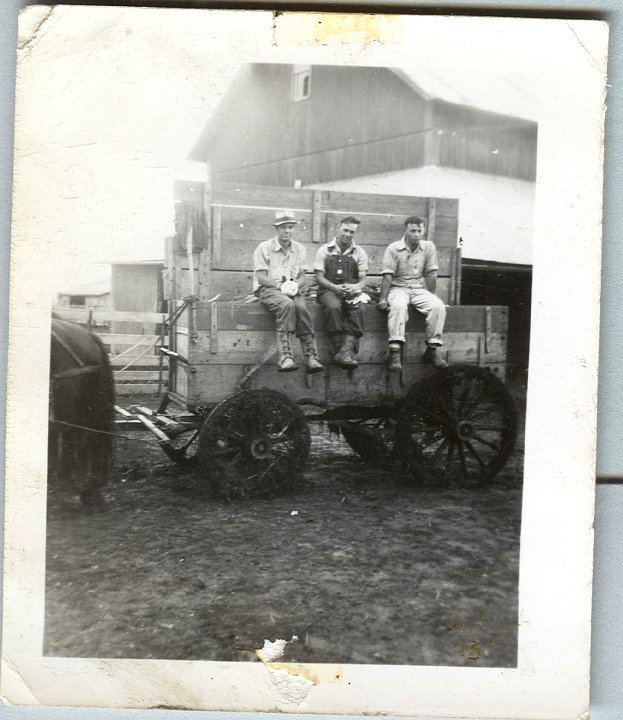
[2,7,605,717]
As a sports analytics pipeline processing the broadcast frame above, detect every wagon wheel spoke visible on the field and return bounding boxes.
[446,438,456,463]
[457,442,469,479]
[408,402,452,426]
[210,445,244,458]
[468,405,502,424]
[471,424,505,433]
[471,432,502,451]
[197,389,311,499]
[464,440,487,469]
[460,387,492,420]
[417,431,446,450]
[397,366,517,487]
[430,437,449,459]
[410,420,445,433]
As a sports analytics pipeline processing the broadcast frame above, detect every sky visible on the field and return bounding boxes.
[11,7,604,294]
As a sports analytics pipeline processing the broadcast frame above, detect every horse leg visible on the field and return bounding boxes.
[57,432,84,511]
[79,434,109,512]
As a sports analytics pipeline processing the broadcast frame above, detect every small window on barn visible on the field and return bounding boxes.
[69,295,86,307]
[292,65,311,102]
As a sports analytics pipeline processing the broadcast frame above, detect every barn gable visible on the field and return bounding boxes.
[190,63,537,186]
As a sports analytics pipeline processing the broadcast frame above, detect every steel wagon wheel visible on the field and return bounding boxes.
[396,365,517,488]
[196,388,311,499]
[340,418,397,466]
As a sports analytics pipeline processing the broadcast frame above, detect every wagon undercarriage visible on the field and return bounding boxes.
[115,180,519,499]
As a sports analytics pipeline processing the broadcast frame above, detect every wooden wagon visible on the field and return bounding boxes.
[118,181,517,497]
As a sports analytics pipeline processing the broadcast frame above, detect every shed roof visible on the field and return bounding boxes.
[308,166,534,266]
[57,278,111,297]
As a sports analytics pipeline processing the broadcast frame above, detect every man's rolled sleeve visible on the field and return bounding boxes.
[253,243,269,273]
[381,245,397,276]
[356,248,369,275]
[313,245,329,272]
[423,243,439,274]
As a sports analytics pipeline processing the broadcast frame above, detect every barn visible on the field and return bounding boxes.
[56,278,111,310]
[189,63,537,377]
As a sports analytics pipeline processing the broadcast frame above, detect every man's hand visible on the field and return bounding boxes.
[377,298,389,311]
[341,283,359,297]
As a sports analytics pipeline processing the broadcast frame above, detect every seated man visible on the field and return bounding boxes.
[314,216,369,369]
[253,209,323,374]
[378,215,448,371]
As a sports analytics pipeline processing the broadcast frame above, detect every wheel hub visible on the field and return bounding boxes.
[456,420,475,441]
[248,436,272,459]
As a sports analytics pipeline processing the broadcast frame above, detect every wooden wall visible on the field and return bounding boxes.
[168,180,461,306]
[170,302,507,409]
[202,65,430,186]
[163,180,512,412]
[196,63,537,186]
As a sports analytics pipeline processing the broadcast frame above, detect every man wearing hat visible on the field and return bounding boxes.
[314,216,369,369]
[252,210,323,373]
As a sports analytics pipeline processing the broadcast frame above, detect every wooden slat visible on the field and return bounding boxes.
[211,181,314,209]
[210,302,218,354]
[217,205,313,247]
[321,212,408,247]
[178,330,506,366]
[116,384,163,396]
[213,237,454,276]
[110,356,162,367]
[212,205,222,266]
[99,334,159,346]
[203,271,454,305]
[186,356,503,408]
[321,191,458,219]
[194,301,508,334]
[112,370,160,382]
[427,198,437,246]
[164,236,175,302]
[312,190,322,243]
[199,249,211,301]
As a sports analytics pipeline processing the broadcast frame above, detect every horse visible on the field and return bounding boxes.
[49,317,115,510]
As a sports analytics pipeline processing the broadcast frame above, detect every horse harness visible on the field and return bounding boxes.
[50,327,109,435]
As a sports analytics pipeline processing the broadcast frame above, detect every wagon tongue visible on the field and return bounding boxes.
[128,405,187,437]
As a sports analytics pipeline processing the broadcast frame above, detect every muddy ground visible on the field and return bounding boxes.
[45,392,525,667]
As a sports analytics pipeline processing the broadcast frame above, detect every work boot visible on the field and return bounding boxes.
[422,344,448,369]
[299,334,324,374]
[334,335,358,369]
[388,344,403,373]
[276,331,299,372]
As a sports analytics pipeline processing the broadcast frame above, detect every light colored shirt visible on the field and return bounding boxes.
[252,236,307,292]
[314,237,369,275]
[381,238,438,289]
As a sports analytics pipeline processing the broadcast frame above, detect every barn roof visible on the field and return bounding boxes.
[392,66,537,123]
[307,166,534,266]
[57,278,111,297]
[189,63,537,163]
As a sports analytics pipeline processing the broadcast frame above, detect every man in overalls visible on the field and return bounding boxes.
[253,210,323,373]
[378,215,447,372]
[314,216,369,369]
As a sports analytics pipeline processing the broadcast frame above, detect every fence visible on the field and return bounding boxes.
[52,306,169,395]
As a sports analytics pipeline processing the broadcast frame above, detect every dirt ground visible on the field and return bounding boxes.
[44,391,525,667]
